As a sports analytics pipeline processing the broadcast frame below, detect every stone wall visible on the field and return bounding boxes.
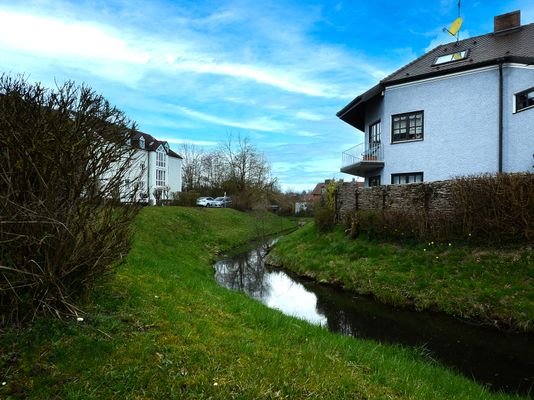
[336,180,456,221]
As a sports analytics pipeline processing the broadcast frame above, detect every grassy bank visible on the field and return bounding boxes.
[0,207,528,399]
[268,222,534,332]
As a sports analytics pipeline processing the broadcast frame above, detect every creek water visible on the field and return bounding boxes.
[213,239,534,396]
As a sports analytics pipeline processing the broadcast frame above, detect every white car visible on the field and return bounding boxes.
[196,197,214,207]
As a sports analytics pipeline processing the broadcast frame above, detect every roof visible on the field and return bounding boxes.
[338,22,534,130]
[384,22,534,84]
[130,131,183,159]
[311,182,326,197]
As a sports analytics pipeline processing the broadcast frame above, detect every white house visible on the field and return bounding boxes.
[125,131,182,204]
[338,11,534,187]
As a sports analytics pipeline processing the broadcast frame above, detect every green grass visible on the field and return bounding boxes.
[268,222,534,332]
[0,207,528,399]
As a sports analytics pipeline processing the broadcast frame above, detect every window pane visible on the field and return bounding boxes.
[392,172,423,185]
[516,89,534,111]
[434,50,467,65]
[392,111,423,142]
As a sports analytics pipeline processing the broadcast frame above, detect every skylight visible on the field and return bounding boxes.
[433,50,468,65]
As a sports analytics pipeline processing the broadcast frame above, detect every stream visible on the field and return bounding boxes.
[213,239,534,396]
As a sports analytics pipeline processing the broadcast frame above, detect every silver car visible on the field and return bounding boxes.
[211,196,232,208]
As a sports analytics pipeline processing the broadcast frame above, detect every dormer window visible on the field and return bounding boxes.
[433,50,468,65]
[126,138,131,145]
[163,143,169,152]
[139,136,145,149]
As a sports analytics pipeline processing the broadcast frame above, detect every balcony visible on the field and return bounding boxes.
[341,142,384,177]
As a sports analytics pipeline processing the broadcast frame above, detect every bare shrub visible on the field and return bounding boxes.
[0,75,140,324]
[451,173,534,243]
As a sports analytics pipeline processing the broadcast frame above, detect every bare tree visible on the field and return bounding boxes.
[218,134,277,208]
[179,143,204,192]
[0,75,139,324]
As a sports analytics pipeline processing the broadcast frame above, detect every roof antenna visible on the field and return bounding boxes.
[443,0,463,42]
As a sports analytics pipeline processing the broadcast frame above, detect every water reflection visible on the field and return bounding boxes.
[214,242,327,325]
[214,240,534,396]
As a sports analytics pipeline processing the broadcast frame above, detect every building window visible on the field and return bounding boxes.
[391,172,423,185]
[392,111,424,143]
[369,120,381,144]
[433,50,468,65]
[156,169,166,186]
[368,176,381,187]
[515,87,534,113]
[139,136,145,149]
[156,147,166,168]
[140,162,145,171]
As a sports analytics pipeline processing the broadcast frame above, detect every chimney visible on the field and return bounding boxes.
[494,10,521,33]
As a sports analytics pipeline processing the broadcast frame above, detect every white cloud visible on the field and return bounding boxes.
[160,137,218,147]
[295,111,324,121]
[296,130,319,137]
[0,5,379,100]
[175,106,290,132]
[0,10,149,64]
[167,60,344,98]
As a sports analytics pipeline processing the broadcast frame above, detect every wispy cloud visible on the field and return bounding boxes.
[296,130,320,137]
[295,111,325,121]
[175,106,290,132]
[167,60,346,98]
[0,9,149,64]
[161,137,218,147]
[0,6,356,98]
[0,5,383,99]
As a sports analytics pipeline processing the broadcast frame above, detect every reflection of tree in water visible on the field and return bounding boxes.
[214,245,271,300]
[313,292,359,337]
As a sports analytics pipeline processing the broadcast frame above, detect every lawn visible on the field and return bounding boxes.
[268,222,534,332]
[0,207,528,399]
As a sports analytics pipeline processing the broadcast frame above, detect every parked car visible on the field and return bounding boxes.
[196,197,214,207]
[210,196,232,208]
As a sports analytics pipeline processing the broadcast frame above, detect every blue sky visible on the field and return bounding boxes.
[1,0,533,191]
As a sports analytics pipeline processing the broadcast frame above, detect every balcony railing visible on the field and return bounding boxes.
[342,142,384,168]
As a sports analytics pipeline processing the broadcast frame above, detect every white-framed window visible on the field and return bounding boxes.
[515,87,534,113]
[156,169,166,186]
[139,136,145,149]
[156,147,166,168]
[391,172,423,185]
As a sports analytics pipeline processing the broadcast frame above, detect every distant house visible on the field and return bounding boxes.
[125,131,182,204]
[338,11,534,187]
[310,181,327,202]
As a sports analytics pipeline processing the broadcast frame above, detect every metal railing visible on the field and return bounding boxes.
[342,142,384,168]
